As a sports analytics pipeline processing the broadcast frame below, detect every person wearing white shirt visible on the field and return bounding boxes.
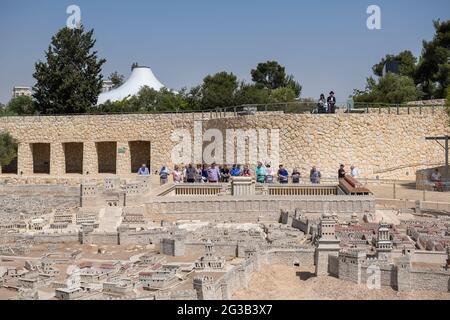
[431,169,442,182]
[350,166,358,179]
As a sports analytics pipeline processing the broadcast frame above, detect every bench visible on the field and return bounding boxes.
[339,175,372,195]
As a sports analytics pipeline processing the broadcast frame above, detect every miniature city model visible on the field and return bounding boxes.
[0,104,450,300]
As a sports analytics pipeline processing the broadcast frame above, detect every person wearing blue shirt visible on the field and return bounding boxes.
[137,164,149,176]
[230,164,241,177]
[277,165,289,184]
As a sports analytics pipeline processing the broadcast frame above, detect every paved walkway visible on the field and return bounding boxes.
[368,182,450,203]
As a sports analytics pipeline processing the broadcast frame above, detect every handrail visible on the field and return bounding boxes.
[0,101,444,118]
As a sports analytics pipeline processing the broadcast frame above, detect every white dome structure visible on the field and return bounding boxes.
[97,66,166,105]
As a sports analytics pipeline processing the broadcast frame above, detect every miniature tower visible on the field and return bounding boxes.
[231,176,255,196]
[314,213,341,276]
[376,221,393,257]
[350,212,359,225]
[396,249,412,292]
[193,275,215,300]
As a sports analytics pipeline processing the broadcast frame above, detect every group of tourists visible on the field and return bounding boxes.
[317,91,337,114]
[149,162,359,186]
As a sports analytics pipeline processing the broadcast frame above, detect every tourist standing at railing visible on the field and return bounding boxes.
[231,164,241,177]
[317,94,327,114]
[137,164,149,176]
[327,91,336,113]
[207,163,221,183]
[292,168,301,183]
[278,165,289,184]
[182,163,188,183]
[201,164,209,183]
[159,166,170,185]
[186,163,196,183]
[338,164,346,179]
[221,165,231,183]
[195,164,203,183]
[242,165,252,177]
[350,166,359,179]
[256,161,266,183]
[265,164,274,183]
[172,165,183,183]
[310,166,321,184]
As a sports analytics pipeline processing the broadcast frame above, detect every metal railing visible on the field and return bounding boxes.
[0,101,444,118]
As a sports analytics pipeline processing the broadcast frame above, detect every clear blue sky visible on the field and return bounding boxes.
[1,0,449,104]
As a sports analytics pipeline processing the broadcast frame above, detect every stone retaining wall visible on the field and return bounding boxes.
[0,109,449,180]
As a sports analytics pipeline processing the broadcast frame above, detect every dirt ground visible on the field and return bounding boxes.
[232,264,450,300]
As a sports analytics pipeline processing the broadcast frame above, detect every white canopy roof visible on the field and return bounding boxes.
[97,66,166,105]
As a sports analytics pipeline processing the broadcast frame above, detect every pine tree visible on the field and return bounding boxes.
[33,26,106,114]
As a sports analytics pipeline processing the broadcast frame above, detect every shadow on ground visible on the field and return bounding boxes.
[296,271,314,281]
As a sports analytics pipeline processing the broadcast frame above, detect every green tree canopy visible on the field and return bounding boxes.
[269,87,297,103]
[108,71,125,88]
[6,96,36,115]
[251,61,302,97]
[33,26,106,114]
[0,132,17,167]
[200,72,238,109]
[415,20,450,99]
[353,73,422,104]
[372,50,417,78]
[234,83,270,105]
[95,87,191,113]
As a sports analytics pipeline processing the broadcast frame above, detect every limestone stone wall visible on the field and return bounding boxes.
[206,108,450,180]
[0,109,448,180]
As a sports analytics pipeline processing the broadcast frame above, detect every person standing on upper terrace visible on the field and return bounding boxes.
[338,164,346,179]
[317,94,327,114]
[327,91,336,113]
[137,164,149,176]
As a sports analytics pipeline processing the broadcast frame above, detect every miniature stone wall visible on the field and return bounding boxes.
[145,195,375,222]
[329,253,450,292]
